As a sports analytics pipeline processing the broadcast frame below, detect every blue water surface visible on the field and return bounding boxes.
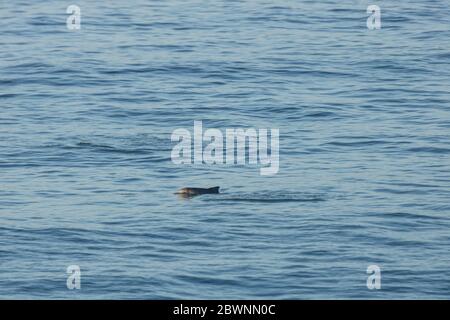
[1,0,450,299]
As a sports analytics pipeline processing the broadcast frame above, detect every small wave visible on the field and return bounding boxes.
[0,93,19,98]
[71,142,150,155]
[303,111,337,118]
[4,62,54,70]
[202,192,325,203]
[324,140,392,147]
[407,146,450,154]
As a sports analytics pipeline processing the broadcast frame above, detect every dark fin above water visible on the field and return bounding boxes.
[208,186,220,193]
[175,186,220,198]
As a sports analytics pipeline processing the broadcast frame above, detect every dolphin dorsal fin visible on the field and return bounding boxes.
[209,186,220,193]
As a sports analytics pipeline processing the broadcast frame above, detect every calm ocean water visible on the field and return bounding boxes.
[1,0,450,299]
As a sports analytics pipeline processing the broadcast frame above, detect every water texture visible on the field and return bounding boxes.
[0,0,449,299]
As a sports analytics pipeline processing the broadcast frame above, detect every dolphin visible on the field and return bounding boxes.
[175,186,220,198]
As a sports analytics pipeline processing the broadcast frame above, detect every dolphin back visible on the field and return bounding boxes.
[176,186,220,196]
